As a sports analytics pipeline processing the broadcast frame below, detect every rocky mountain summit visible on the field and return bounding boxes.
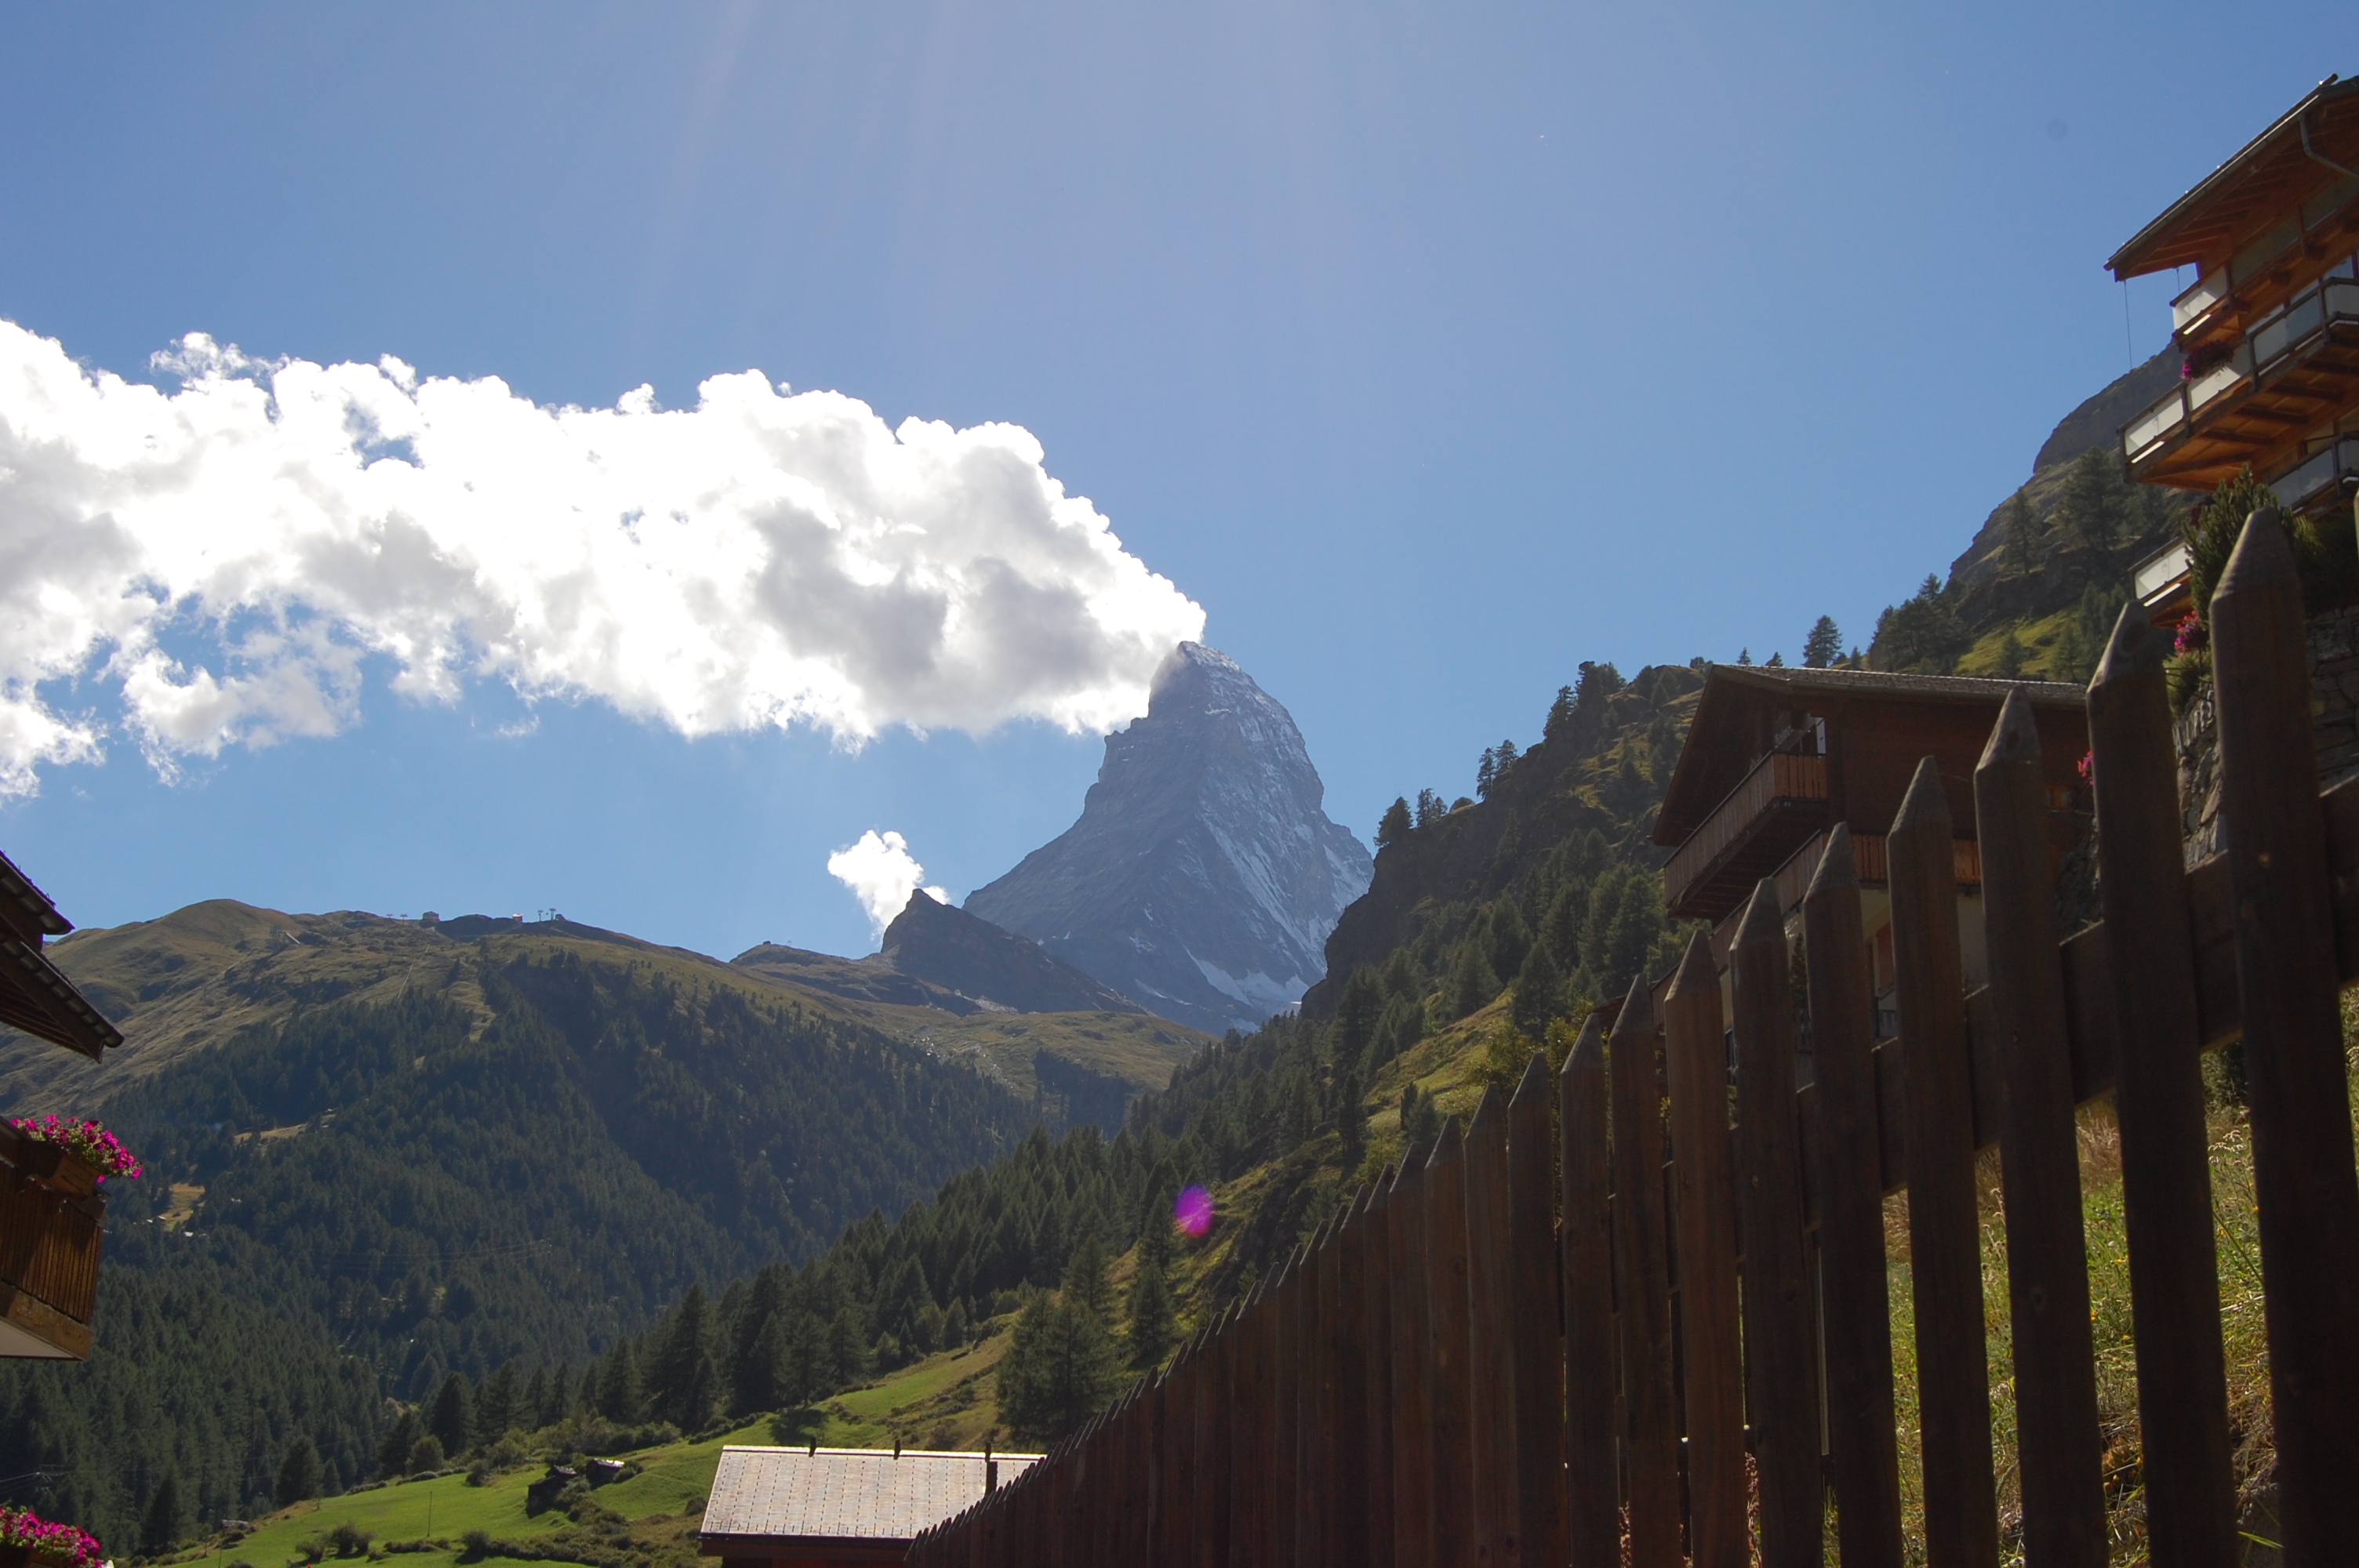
[965,642,1372,1033]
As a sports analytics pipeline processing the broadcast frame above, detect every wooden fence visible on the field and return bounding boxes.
[905,509,2359,1566]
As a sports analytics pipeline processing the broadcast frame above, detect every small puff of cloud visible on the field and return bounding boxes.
[827,829,946,939]
[0,321,1207,796]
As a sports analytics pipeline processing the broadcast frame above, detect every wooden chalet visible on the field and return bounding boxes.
[2113,76,2359,512]
[699,1446,1041,1568]
[0,848,122,1360]
[1655,665,2088,1021]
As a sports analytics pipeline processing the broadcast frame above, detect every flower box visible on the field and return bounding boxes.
[0,1126,103,1361]
[0,1545,77,1568]
[0,1506,106,1568]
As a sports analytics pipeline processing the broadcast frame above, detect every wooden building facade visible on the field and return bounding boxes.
[0,849,123,1360]
[1655,665,2088,1018]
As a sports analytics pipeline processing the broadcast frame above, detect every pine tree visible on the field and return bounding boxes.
[1413,788,1445,828]
[2055,445,2131,550]
[2001,488,2048,574]
[1329,969,1383,1080]
[1062,1236,1114,1323]
[1376,797,1412,849]
[998,1289,1121,1444]
[1764,650,1785,667]
[1870,575,1970,674]
[1542,684,1578,743]
[473,1362,521,1448]
[596,1340,642,1422]
[274,1436,321,1508]
[645,1285,718,1430]
[376,1409,422,1481]
[729,1269,785,1416]
[1443,933,1498,1021]
[522,1367,549,1432]
[1511,940,1561,1039]
[426,1371,474,1458]
[1802,615,1842,668]
[140,1468,184,1553]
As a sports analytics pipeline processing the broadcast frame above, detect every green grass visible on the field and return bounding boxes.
[164,1420,775,1568]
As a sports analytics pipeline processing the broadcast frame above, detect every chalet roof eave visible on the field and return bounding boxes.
[2107,74,2359,281]
[1653,663,2089,847]
[0,848,72,940]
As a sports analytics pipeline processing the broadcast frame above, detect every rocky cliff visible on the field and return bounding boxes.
[964,643,1372,1033]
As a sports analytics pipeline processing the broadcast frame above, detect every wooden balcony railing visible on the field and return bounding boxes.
[1662,752,1828,920]
[0,1127,104,1360]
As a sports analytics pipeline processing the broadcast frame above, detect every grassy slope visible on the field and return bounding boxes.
[164,1417,775,1568]
[158,1332,1041,1568]
[1089,984,2310,1561]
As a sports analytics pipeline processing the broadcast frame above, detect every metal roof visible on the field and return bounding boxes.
[2108,75,2359,280]
[699,1446,1042,1548]
[1693,662,2085,708]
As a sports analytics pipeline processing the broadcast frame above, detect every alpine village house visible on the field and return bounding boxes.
[1663,75,2359,1011]
[2121,74,2359,628]
[0,849,122,1359]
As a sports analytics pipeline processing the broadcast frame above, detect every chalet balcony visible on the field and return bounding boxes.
[2274,431,2359,514]
[2168,169,2359,342]
[1662,751,1827,922]
[2125,269,2359,492]
[0,1126,103,1360]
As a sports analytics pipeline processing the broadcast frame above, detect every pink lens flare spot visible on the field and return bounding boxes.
[1174,1185,1214,1238]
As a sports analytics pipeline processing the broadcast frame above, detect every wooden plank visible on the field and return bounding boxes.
[1607,976,1681,1568]
[1154,1352,1184,1568]
[1426,1116,1476,1568]
[1663,932,1747,1568]
[1802,826,1905,1568]
[1361,1175,1398,1568]
[1728,880,1821,1568]
[2087,609,2239,1568]
[1390,1143,1438,1568]
[1332,1189,1372,1568]
[1299,1216,1334,1567]
[1464,1084,1520,1565]
[1887,758,1999,1568]
[1270,1249,1302,1568]
[2210,506,2359,1558]
[1227,1283,1267,1568]
[1558,1014,1621,1568]
[1976,689,2106,1566]
[1198,1308,1232,1568]
[1507,1054,1568,1568]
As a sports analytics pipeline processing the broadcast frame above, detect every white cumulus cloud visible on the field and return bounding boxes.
[827,829,946,938]
[0,320,1205,795]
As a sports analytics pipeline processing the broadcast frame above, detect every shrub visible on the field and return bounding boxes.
[326,1524,373,1559]
[405,1436,444,1477]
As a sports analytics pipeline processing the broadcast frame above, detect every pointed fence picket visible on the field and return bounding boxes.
[903,506,2359,1568]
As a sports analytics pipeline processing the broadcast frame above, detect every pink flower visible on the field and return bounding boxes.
[0,1507,106,1568]
[8,1114,142,1181]
[2174,612,2207,655]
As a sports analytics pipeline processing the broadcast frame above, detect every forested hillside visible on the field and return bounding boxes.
[0,939,1040,1548]
[506,660,1714,1465]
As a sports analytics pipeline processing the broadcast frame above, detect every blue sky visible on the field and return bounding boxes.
[0,3,2337,961]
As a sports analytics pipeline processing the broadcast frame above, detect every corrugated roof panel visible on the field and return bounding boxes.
[701,1446,1042,1544]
